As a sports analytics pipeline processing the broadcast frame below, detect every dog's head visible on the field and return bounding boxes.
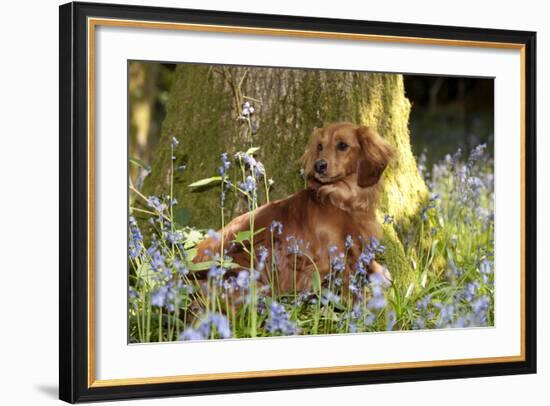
[302,122,394,189]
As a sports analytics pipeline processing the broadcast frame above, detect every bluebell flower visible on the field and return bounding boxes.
[208,263,225,280]
[180,312,232,340]
[128,217,144,259]
[357,239,383,272]
[128,286,138,299]
[270,220,283,235]
[147,195,167,213]
[243,153,257,168]
[413,316,426,330]
[208,313,232,338]
[348,280,359,295]
[235,151,257,169]
[207,229,220,241]
[421,198,437,222]
[386,310,396,331]
[149,249,166,273]
[165,230,183,245]
[321,291,341,306]
[223,276,237,293]
[416,295,432,313]
[345,235,354,250]
[219,152,231,176]
[367,283,386,309]
[286,235,307,256]
[236,270,250,289]
[239,176,257,194]
[255,162,265,178]
[471,296,491,325]
[265,302,299,335]
[463,282,478,302]
[241,101,255,117]
[364,312,375,327]
[434,303,455,328]
[480,259,492,284]
[180,329,205,340]
[129,241,141,260]
[173,258,188,276]
[151,286,168,308]
[421,207,429,222]
[331,252,345,273]
[468,143,487,163]
[383,214,395,224]
[129,216,143,240]
[257,246,269,271]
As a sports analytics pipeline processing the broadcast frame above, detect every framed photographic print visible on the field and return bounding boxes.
[59,1,537,403]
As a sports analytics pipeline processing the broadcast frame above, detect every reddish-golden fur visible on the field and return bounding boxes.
[194,122,394,295]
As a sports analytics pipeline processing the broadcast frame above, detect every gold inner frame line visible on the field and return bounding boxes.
[87,17,527,388]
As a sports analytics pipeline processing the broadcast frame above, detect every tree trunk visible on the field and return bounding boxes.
[141,65,432,288]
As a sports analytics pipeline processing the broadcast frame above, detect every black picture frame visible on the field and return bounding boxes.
[59,1,537,403]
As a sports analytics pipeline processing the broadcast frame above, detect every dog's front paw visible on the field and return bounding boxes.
[368,261,392,286]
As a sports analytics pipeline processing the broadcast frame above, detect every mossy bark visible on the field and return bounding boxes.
[141,65,432,287]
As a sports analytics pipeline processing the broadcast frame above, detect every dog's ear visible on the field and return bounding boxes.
[356,126,394,188]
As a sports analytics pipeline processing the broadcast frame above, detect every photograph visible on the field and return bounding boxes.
[127,62,495,342]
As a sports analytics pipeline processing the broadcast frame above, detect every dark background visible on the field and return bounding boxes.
[404,75,494,167]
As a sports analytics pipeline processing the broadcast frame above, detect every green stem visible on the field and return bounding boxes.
[293,254,297,305]
[270,231,276,301]
[263,175,270,203]
[159,308,163,342]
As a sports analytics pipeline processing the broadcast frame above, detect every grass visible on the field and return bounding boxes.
[127,132,494,342]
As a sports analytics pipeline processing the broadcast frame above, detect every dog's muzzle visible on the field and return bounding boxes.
[314,159,328,175]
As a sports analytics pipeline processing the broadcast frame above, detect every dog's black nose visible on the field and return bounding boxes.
[314,159,328,174]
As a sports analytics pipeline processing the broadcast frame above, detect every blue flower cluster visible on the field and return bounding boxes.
[180,313,232,340]
[265,302,299,335]
[128,216,143,259]
[270,220,283,235]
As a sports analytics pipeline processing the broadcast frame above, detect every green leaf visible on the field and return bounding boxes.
[188,260,215,271]
[188,176,222,188]
[246,146,260,155]
[129,157,151,172]
[311,271,321,295]
[173,207,192,227]
[185,248,198,262]
[188,260,240,272]
[183,230,204,249]
[233,230,253,243]
[232,227,266,243]
[135,262,159,289]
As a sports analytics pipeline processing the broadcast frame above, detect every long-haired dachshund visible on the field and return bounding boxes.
[194,122,394,296]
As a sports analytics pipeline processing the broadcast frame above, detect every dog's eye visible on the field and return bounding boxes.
[317,143,323,152]
[337,142,349,151]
